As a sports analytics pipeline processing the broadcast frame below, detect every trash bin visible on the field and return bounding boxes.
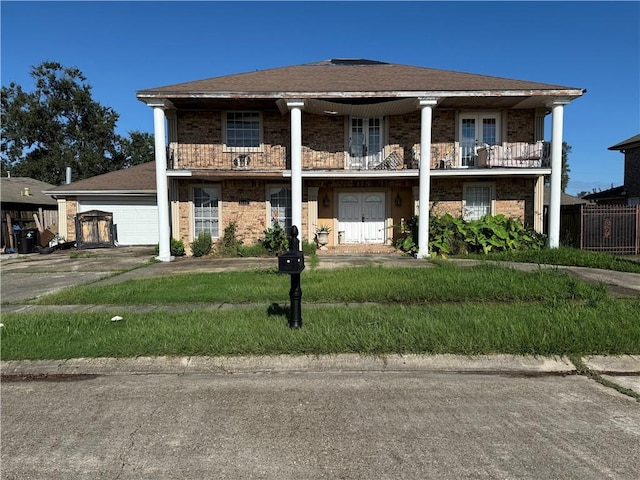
[14,228,38,254]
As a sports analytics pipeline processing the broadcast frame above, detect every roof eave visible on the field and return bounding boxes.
[44,190,157,197]
[137,88,585,101]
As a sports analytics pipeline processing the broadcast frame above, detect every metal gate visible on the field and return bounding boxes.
[580,205,640,255]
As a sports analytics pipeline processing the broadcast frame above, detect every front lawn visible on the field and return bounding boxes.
[2,263,639,360]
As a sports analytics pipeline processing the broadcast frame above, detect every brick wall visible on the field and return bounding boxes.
[174,108,538,171]
[624,145,640,199]
[430,177,535,225]
[175,111,288,170]
[302,114,345,169]
[175,179,309,254]
[66,198,78,241]
[505,110,536,143]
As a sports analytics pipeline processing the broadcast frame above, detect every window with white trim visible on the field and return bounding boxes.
[224,112,261,150]
[463,183,494,221]
[459,113,500,167]
[268,186,291,230]
[193,186,220,238]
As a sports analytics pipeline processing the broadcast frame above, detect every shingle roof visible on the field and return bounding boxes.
[1,177,57,206]
[608,134,640,151]
[543,187,588,206]
[582,185,627,201]
[47,162,156,194]
[137,59,584,99]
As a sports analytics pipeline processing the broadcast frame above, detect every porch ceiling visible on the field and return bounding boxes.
[167,94,554,115]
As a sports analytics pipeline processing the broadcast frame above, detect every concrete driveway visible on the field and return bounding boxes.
[0,246,157,303]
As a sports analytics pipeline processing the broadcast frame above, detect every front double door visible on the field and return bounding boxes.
[349,117,383,169]
[338,192,385,244]
[460,114,500,167]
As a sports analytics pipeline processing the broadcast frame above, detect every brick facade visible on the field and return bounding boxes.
[171,108,541,253]
[624,145,640,199]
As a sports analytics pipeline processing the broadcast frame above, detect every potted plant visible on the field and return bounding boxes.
[315,224,331,247]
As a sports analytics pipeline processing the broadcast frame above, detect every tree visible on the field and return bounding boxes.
[544,141,571,192]
[1,61,145,185]
[561,142,571,192]
[119,131,155,168]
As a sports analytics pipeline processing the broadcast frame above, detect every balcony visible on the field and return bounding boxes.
[168,141,550,172]
[168,143,288,170]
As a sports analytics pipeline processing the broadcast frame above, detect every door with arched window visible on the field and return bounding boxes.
[338,192,385,243]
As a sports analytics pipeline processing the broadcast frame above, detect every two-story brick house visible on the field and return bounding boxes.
[583,134,640,205]
[136,59,584,260]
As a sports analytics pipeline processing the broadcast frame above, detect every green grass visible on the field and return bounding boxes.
[2,261,638,361]
[2,299,639,360]
[467,246,640,273]
[33,263,608,305]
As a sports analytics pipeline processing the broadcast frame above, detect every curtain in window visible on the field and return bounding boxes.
[194,187,219,237]
[270,187,291,229]
[464,185,492,221]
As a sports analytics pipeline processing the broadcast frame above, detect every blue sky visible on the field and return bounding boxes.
[2,1,638,195]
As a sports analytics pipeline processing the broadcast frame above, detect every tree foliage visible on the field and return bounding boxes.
[1,61,154,184]
[544,141,571,192]
[561,142,571,192]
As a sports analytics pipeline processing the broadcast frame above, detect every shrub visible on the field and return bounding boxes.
[191,231,212,257]
[260,221,289,255]
[395,214,545,257]
[154,238,185,257]
[302,240,317,255]
[216,222,243,257]
[394,215,418,256]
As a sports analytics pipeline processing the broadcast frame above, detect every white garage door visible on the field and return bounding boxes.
[79,196,158,245]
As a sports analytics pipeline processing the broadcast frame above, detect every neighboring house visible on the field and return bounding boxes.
[1,176,58,249]
[44,162,158,245]
[136,59,584,259]
[583,134,640,206]
[542,186,588,209]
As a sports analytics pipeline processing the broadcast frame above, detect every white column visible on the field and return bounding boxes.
[548,99,568,249]
[287,100,305,250]
[150,101,173,262]
[417,98,438,258]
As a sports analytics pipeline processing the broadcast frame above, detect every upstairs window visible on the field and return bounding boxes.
[225,112,261,150]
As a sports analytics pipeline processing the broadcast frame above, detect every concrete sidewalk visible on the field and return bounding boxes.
[3,354,640,397]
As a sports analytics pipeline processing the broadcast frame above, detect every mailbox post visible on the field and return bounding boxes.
[277,226,304,329]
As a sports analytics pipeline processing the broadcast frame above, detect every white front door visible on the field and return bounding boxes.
[338,192,385,243]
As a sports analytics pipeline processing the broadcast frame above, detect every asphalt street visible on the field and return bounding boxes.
[2,364,640,480]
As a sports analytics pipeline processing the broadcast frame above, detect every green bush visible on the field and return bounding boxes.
[191,231,212,257]
[154,238,185,257]
[260,221,289,255]
[216,222,243,257]
[394,215,418,256]
[302,240,317,255]
[395,214,545,257]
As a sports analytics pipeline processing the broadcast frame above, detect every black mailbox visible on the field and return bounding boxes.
[278,250,305,274]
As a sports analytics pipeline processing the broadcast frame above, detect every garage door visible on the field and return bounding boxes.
[78,196,158,245]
